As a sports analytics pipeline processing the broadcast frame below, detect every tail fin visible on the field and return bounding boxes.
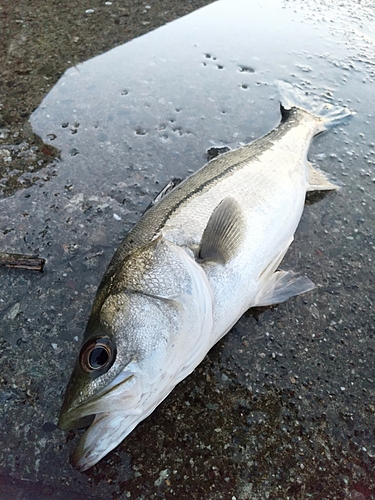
[276,80,353,129]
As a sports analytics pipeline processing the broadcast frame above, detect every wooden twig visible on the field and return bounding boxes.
[0,252,46,272]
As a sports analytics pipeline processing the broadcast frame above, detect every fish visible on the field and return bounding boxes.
[58,81,352,470]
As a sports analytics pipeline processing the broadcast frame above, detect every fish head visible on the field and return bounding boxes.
[58,235,213,470]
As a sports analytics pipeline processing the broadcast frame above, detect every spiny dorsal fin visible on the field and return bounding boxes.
[199,197,245,264]
[144,178,182,212]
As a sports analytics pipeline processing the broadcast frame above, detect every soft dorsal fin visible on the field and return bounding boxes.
[199,197,245,264]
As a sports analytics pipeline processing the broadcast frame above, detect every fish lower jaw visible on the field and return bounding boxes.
[71,412,130,471]
[70,404,157,471]
[69,377,182,470]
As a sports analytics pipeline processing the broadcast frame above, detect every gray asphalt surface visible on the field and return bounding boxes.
[1,0,375,499]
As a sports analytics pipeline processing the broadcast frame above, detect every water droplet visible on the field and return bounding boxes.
[172,126,183,135]
[238,65,255,73]
[97,133,108,142]
[135,127,147,136]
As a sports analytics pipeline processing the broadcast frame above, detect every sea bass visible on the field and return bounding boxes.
[58,81,351,470]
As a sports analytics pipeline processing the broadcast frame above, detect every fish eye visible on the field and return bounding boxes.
[80,337,116,374]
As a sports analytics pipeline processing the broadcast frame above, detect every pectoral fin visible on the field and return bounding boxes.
[254,270,315,307]
[199,197,245,264]
[307,162,337,191]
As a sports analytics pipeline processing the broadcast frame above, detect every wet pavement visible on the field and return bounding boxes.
[1,0,375,498]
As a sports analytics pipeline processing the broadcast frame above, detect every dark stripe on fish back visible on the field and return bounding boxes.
[105,107,303,276]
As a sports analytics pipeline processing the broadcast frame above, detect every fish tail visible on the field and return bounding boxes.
[276,80,353,129]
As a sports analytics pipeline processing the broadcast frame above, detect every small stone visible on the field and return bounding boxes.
[0,128,10,139]
[206,403,219,411]
[154,469,170,487]
[7,302,21,320]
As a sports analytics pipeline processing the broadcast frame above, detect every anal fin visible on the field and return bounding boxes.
[254,270,315,307]
[307,162,337,191]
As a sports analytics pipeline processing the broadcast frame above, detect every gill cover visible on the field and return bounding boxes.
[58,234,214,435]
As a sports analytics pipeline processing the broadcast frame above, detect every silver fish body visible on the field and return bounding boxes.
[58,82,351,470]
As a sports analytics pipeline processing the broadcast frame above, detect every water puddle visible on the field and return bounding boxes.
[1,0,374,497]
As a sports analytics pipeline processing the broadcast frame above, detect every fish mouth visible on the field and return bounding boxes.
[71,410,142,471]
[58,371,136,432]
[58,371,145,470]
